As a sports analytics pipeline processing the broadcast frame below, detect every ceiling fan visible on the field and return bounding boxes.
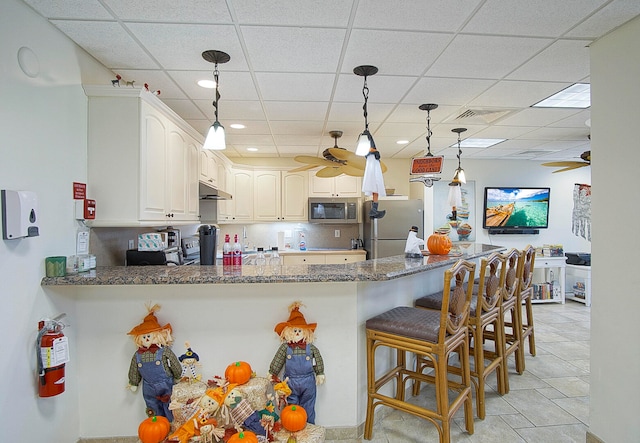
[290,131,387,177]
[542,150,591,173]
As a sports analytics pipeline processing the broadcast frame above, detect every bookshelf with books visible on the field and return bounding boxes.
[566,264,591,307]
[531,256,566,304]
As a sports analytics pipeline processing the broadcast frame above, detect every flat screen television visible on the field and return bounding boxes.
[482,187,550,232]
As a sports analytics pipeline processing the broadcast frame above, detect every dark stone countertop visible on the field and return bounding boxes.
[41,243,504,286]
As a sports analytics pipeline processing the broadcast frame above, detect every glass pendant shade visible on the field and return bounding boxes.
[448,183,462,207]
[356,130,372,156]
[203,121,226,150]
[454,168,466,184]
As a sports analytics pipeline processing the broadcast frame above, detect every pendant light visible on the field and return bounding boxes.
[420,103,438,156]
[448,127,467,211]
[202,50,230,150]
[353,65,378,156]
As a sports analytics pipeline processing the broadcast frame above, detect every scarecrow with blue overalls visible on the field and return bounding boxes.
[127,303,182,421]
[269,302,325,424]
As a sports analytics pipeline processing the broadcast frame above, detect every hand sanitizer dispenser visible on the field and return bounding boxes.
[1,190,39,239]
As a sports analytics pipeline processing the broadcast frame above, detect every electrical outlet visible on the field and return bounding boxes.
[128,239,134,249]
[334,229,340,238]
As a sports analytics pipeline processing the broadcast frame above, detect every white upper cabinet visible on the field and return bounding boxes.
[85,85,202,226]
[253,170,308,222]
[282,171,308,221]
[230,168,253,222]
[308,173,362,197]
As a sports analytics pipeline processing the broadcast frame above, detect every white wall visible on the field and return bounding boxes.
[0,0,113,441]
[589,15,640,443]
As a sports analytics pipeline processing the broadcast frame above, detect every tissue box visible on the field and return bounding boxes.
[138,233,167,251]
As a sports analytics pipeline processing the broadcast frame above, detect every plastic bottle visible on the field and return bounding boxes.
[232,234,242,266]
[270,246,281,274]
[255,247,266,275]
[222,234,232,266]
[299,232,306,251]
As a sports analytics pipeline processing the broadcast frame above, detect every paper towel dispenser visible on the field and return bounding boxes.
[1,190,39,239]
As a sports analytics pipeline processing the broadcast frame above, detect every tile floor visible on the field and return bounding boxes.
[328,301,591,443]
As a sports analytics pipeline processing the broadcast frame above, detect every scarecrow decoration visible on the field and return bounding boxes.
[167,388,225,443]
[178,341,202,382]
[127,303,182,421]
[269,302,325,424]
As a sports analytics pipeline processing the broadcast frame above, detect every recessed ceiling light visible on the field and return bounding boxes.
[247,147,258,152]
[454,138,506,148]
[230,124,245,129]
[396,140,409,145]
[532,83,591,108]
[197,79,216,89]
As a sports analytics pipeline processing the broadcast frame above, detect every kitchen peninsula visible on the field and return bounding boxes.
[42,244,501,440]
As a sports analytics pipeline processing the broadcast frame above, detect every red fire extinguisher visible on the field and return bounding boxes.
[37,314,69,397]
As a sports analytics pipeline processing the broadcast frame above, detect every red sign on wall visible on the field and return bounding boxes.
[73,182,86,200]
[410,156,444,175]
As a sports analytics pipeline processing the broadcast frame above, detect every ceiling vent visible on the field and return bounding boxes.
[449,108,513,124]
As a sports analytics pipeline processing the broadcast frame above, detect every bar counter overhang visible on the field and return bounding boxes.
[42,243,502,439]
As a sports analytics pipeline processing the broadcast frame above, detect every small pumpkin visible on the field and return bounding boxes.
[138,414,171,443]
[225,360,253,384]
[227,430,259,443]
[281,404,308,432]
[427,232,452,255]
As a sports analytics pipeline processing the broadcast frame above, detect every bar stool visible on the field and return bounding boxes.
[414,252,507,419]
[364,259,476,443]
[518,245,537,359]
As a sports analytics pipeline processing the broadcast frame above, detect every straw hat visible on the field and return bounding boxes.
[127,303,172,336]
[274,302,317,336]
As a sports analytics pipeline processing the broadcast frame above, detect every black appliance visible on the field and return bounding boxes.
[198,224,219,265]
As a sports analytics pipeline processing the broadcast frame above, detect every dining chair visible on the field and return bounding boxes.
[517,244,537,360]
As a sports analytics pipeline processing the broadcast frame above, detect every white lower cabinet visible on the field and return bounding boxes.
[281,252,366,265]
[85,86,202,226]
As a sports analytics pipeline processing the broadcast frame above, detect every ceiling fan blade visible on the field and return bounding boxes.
[288,164,316,173]
[294,155,339,167]
[541,161,587,167]
[315,166,344,178]
[341,164,365,177]
[549,163,590,173]
[326,148,388,172]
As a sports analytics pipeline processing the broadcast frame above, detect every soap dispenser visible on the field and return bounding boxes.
[1,190,39,239]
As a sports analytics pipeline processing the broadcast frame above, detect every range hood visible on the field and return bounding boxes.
[199,181,232,200]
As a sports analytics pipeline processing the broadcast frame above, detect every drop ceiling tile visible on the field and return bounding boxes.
[194,99,266,120]
[263,101,330,121]
[403,77,496,106]
[185,119,211,136]
[160,99,206,120]
[461,0,607,37]
[327,102,394,124]
[23,0,112,19]
[549,110,592,128]
[375,122,429,138]
[168,70,258,100]
[232,0,353,26]
[126,23,247,71]
[269,121,326,136]
[228,121,272,135]
[255,73,335,101]
[507,40,591,82]
[386,104,462,125]
[280,145,323,156]
[353,0,483,32]
[333,74,418,104]
[114,70,186,98]
[427,34,553,79]
[240,26,345,72]
[227,133,275,145]
[566,0,640,38]
[342,29,453,76]
[469,80,571,108]
[272,134,324,146]
[471,126,536,140]
[516,127,584,141]
[103,0,232,23]
[496,108,583,128]
[50,20,158,69]
[487,139,544,151]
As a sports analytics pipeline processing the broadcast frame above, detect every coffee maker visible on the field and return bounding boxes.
[198,224,220,265]
[159,226,182,264]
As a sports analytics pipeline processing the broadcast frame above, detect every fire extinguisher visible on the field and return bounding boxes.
[36,314,69,397]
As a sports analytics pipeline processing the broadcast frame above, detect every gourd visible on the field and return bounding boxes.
[137,414,171,443]
[225,360,253,384]
[427,232,452,255]
[227,431,259,443]
[281,404,308,432]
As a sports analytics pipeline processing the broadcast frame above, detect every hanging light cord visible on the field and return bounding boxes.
[456,131,462,170]
[361,76,369,131]
[213,63,221,123]
[425,110,433,156]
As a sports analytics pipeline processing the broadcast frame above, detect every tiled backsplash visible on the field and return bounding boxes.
[90,223,362,266]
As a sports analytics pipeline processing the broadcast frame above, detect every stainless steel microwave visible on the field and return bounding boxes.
[308,198,360,224]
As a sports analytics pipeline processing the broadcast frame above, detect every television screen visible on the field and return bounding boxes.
[483,187,550,230]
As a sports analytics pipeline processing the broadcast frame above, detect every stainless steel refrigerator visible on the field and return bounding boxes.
[363,199,424,259]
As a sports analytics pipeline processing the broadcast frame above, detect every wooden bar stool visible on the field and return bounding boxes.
[364,259,476,443]
[414,252,507,419]
[517,245,537,360]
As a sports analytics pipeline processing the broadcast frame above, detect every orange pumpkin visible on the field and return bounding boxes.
[138,414,171,443]
[225,361,252,384]
[281,404,307,432]
[227,431,259,443]
[427,232,452,255]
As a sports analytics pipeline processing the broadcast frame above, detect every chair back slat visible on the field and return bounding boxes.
[440,259,476,339]
[478,252,506,314]
[519,245,536,293]
[502,248,521,303]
